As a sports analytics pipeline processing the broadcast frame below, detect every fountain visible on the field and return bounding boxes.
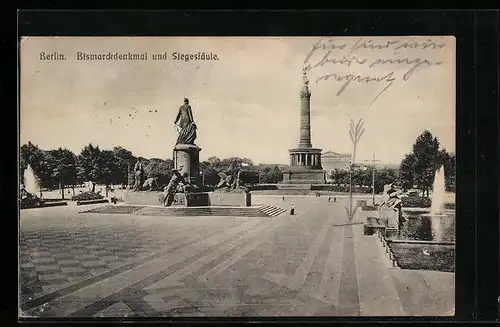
[418,165,446,242]
[20,164,45,209]
[23,164,40,195]
[430,165,446,216]
[377,165,455,272]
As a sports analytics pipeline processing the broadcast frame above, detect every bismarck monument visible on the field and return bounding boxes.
[281,70,326,188]
[167,98,210,206]
[173,98,201,186]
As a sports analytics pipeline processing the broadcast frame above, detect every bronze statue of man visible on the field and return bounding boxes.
[174,98,197,145]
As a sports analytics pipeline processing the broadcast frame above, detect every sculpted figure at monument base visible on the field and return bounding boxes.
[142,177,160,191]
[162,169,190,207]
[379,183,404,228]
[132,159,145,192]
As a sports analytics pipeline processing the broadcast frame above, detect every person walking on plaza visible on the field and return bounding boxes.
[290,203,295,215]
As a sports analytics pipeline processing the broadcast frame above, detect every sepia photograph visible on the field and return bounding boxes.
[19,36,456,317]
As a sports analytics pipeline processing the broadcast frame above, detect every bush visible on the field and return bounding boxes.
[71,191,104,201]
[401,195,431,208]
[249,184,278,191]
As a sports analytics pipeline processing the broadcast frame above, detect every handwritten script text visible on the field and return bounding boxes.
[303,38,447,106]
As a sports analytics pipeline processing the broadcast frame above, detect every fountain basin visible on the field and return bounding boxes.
[420,213,450,218]
[394,211,455,243]
[384,209,455,272]
[377,166,455,272]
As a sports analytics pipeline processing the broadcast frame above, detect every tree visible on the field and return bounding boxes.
[259,165,283,183]
[352,166,373,187]
[76,144,102,192]
[206,156,222,170]
[375,168,398,193]
[241,158,255,169]
[411,130,440,197]
[20,142,55,189]
[20,142,42,177]
[97,150,120,190]
[330,169,350,186]
[199,156,258,186]
[221,157,244,172]
[112,146,136,186]
[144,158,174,186]
[398,153,416,191]
[47,148,77,199]
[439,150,456,192]
[398,130,449,197]
[200,160,221,186]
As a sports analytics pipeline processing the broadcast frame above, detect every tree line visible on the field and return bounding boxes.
[330,130,455,195]
[20,130,455,196]
[328,167,398,193]
[20,142,285,193]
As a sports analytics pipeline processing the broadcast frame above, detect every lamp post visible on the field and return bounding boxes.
[348,118,365,220]
[362,153,381,206]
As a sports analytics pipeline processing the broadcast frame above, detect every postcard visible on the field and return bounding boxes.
[19,36,455,317]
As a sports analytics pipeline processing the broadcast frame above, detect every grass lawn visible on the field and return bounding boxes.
[389,243,455,272]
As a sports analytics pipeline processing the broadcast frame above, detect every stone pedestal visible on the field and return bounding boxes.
[281,166,326,185]
[281,148,326,185]
[173,144,201,186]
[379,207,399,229]
[186,193,210,207]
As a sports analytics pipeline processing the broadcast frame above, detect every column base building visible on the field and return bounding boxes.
[282,148,326,184]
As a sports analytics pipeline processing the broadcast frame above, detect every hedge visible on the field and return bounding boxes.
[71,191,104,201]
[311,185,374,193]
[401,196,432,208]
[249,184,278,191]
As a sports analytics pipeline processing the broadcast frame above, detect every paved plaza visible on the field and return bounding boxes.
[19,196,454,317]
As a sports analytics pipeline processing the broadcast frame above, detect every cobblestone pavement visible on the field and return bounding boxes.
[19,197,454,318]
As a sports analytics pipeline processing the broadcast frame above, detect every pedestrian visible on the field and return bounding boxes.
[334,196,337,203]
[328,197,331,202]
[282,196,285,201]
[290,203,295,215]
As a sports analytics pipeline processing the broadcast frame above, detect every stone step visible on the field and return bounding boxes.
[139,210,266,218]
[259,205,287,217]
[277,184,312,190]
[81,204,287,218]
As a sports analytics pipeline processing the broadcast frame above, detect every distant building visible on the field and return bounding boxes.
[322,151,351,172]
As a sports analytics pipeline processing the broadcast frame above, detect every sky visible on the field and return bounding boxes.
[20,36,455,165]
